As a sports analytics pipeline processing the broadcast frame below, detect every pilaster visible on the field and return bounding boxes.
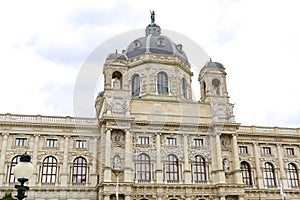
[253,143,263,188]
[104,129,112,182]
[61,135,70,186]
[0,133,8,185]
[183,134,191,183]
[232,134,243,184]
[277,144,288,188]
[30,134,39,185]
[124,129,132,182]
[155,133,163,183]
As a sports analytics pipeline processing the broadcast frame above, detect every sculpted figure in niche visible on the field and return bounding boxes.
[113,78,121,89]
[223,158,230,172]
[113,155,122,170]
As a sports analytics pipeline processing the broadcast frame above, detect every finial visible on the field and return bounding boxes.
[210,58,212,62]
[150,10,155,24]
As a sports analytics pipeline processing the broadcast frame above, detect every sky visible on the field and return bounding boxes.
[0,0,299,128]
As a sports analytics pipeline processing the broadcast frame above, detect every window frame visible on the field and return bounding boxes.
[136,154,151,181]
[166,137,177,146]
[131,74,140,96]
[239,146,248,154]
[75,140,87,149]
[262,147,271,155]
[41,156,57,183]
[72,157,87,184]
[138,136,149,145]
[164,155,179,181]
[157,72,169,95]
[46,139,58,148]
[15,138,28,147]
[241,161,252,186]
[8,155,21,183]
[263,162,276,187]
[193,139,203,147]
[192,156,206,182]
[287,163,299,188]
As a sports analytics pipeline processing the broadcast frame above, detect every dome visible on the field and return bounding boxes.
[106,22,189,64]
[125,23,189,64]
[204,58,224,68]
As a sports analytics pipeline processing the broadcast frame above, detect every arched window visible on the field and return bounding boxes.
[241,161,252,186]
[9,155,21,183]
[263,162,276,187]
[157,72,168,95]
[181,78,187,99]
[136,154,151,181]
[192,156,206,182]
[212,78,221,95]
[112,71,122,89]
[132,74,140,96]
[287,163,299,187]
[72,157,87,184]
[165,155,179,181]
[41,156,57,183]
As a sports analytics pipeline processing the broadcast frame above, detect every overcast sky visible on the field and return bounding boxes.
[0,0,299,128]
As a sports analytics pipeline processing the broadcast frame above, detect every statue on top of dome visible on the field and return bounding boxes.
[150,10,155,24]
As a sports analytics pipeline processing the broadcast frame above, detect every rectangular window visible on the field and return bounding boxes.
[138,137,149,145]
[286,148,295,156]
[15,138,27,146]
[75,140,87,148]
[166,137,177,146]
[262,147,271,155]
[239,146,248,154]
[46,139,58,147]
[194,139,203,147]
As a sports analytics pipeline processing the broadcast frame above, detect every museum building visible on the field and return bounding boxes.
[0,16,300,200]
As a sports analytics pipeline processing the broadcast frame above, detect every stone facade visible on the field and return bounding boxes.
[0,20,300,200]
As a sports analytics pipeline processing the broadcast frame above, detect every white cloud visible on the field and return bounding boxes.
[0,0,299,127]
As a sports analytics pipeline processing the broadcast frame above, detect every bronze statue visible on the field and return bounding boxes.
[150,10,155,24]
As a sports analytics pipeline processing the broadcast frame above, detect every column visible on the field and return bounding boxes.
[213,133,225,183]
[232,134,243,184]
[156,133,163,183]
[277,144,288,188]
[125,195,131,200]
[104,195,110,200]
[183,134,191,183]
[253,143,263,188]
[30,134,39,185]
[91,137,98,185]
[0,133,8,185]
[61,136,70,186]
[104,129,112,182]
[124,130,132,182]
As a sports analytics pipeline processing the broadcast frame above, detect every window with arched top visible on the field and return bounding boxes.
[241,161,252,186]
[9,155,21,183]
[132,74,140,96]
[181,78,187,99]
[165,155,179,181]
[192,156,206,182]
[136,154,151,181]
[263,162,276,187]
[212,78,221,95]
[72,157,87,184]
[41,156,57,183]
[287,163,299,187]
[157,72,168,95]
[112,71,122,89]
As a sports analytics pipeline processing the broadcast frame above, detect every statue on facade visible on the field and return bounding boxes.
[113,155,122,170]
[150,10,155,24]
[223,158,230,172]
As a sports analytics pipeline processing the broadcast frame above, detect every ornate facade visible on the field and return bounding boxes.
[0,18,300,200]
